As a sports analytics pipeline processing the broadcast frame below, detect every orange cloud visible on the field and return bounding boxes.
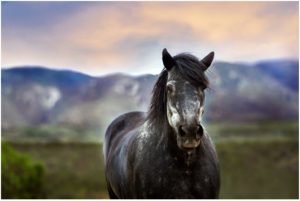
[2,2,298,75]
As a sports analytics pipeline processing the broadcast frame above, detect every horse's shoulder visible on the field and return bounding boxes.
[104,111,146,157]
[119,111,146,121]
[106,112,144,138]
[109,111,146,129]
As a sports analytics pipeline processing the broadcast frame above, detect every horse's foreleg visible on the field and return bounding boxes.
[106,181,119,199]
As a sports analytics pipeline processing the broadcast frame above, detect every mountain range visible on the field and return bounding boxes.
[2,60,298,136]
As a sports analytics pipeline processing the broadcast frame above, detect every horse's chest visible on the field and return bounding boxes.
[135,160,213,198]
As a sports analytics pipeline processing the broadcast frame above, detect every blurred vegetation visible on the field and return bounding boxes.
[1,142,45,198]
[218,138,298,198]
[1,122,298,198]
[4,142,108,198]
[2,125,101,143]
[2,121,297,143]
[207,121,298,140]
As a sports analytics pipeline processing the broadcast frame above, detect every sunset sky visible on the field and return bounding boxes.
[2,1,299,75]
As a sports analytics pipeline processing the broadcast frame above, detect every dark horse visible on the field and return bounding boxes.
[104,49,220,198]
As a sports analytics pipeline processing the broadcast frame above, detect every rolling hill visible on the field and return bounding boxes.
[1,60,298,140]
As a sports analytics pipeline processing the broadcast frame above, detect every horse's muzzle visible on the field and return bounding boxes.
[181,138,201,149]
[176,124,203,150]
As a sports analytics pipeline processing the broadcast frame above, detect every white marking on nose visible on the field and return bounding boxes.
[176,102,180,110]
[183,100,200,125]
[199,106,204,121]
[171,112,180,127]
[167,102,181,128]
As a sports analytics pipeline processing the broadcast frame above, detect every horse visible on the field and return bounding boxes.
[104,48,220,199]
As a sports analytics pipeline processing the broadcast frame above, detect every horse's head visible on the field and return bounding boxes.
[162,48,214,151]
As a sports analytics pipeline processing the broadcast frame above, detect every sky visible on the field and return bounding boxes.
[1,1,299,75]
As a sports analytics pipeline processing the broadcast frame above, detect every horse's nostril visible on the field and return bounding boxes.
[197,125,204,137]
[178,126,186,137]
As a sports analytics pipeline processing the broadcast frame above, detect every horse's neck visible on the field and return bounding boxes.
[143,120,191,162]
[142,119,170,146]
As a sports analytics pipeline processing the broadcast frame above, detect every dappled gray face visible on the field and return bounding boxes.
[166,79,205,151]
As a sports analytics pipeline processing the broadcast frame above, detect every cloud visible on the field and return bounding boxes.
[2,2,298,75]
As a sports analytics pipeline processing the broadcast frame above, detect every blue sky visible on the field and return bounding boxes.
[1,1,299,75]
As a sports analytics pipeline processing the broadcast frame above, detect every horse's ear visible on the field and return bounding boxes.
[162,48,176,71]
[201,51,214,71]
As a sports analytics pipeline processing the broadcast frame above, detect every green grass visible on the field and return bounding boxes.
[206,121,298,140]
[3,122,299,198]
[6,138,298,199]
[2,126,102,143]
[218,138,298,198]
[2,143,45,198]
[7,143,108,198]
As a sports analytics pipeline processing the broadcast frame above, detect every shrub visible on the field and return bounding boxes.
[2,142,45,198]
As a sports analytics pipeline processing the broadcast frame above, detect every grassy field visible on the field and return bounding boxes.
[2,122,299,199]
[218,138,298,198]
[5,143,108,199]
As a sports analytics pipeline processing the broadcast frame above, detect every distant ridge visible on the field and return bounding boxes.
[254,60,298,91]
[2,60,298,133]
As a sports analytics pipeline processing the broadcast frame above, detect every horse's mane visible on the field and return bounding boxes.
[147,53,209,126]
